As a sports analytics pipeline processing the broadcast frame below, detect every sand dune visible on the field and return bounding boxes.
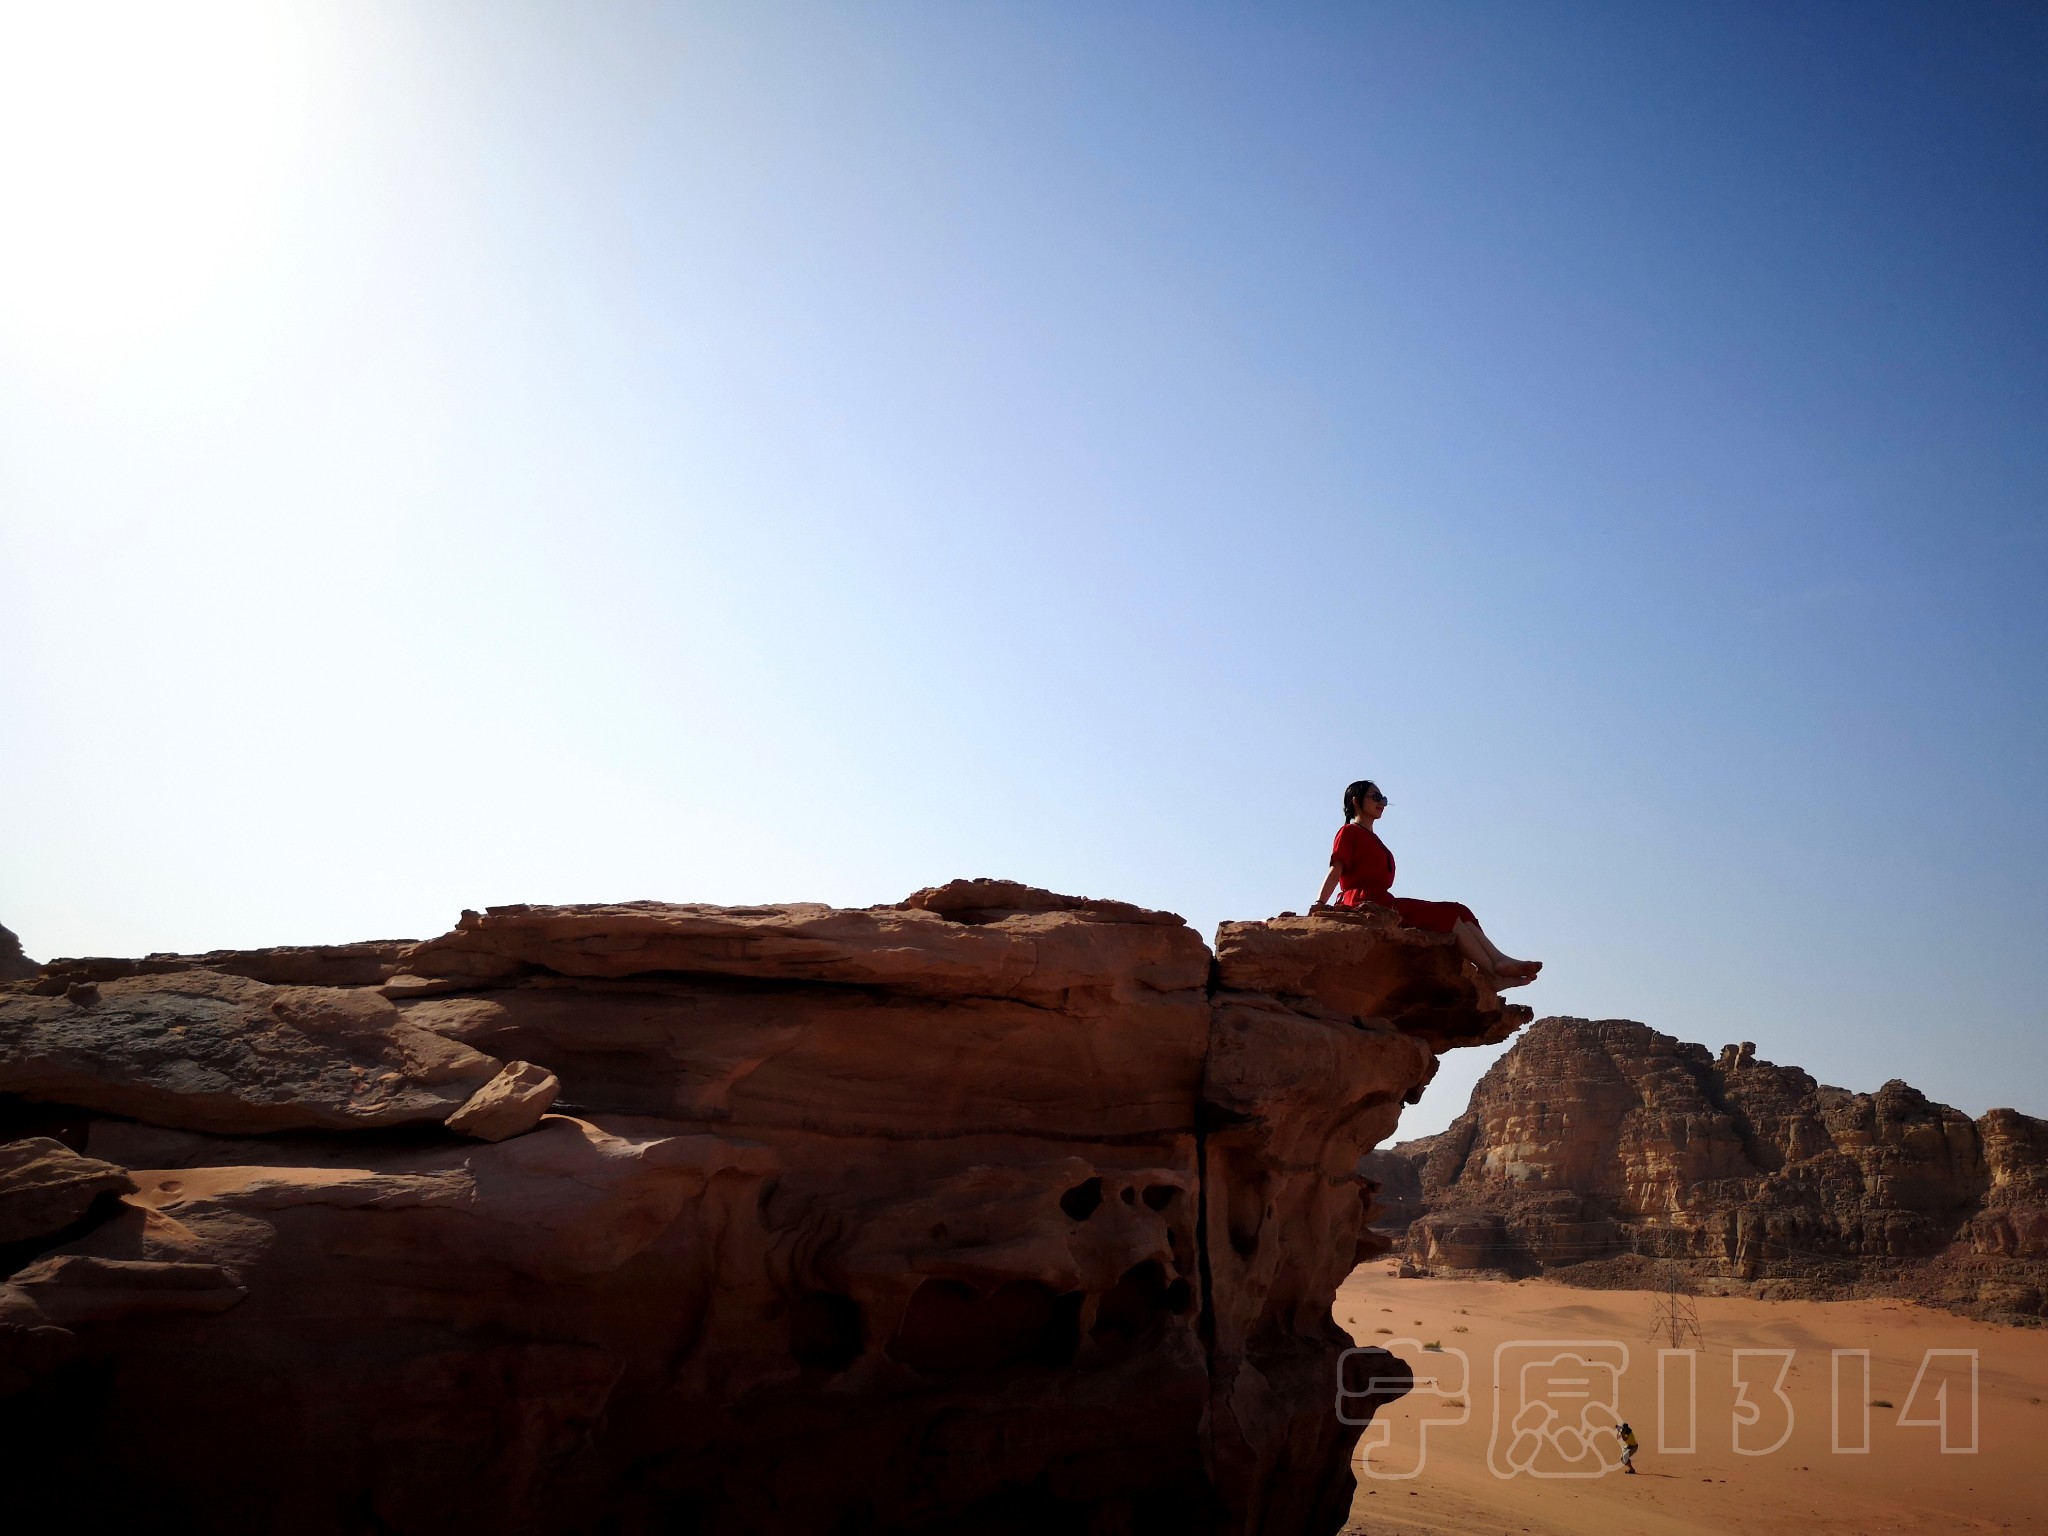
[1336,1269,2047,1536]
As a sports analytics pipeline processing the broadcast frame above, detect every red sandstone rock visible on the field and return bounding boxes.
[102,1115,771,1277]
[1198,999,1437,1526]
[1370,1016,2048,1321]
[0,923,37,984]
[1213,909,1528,1051]
[20,939,416,992]
[396,896,1212,1004]
[0,1137,135,1244]
[903,877,1184,924]
[9,1254,246,1324]
[0,886,1521,1534]
[1966,1107,2048,1268]
[0,971,503,1134]
[444,1059,560,1141]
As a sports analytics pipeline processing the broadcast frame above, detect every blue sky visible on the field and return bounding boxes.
[2,2,2043,1134]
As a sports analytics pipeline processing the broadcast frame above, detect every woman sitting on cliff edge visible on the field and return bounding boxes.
[1314,779,1542,990]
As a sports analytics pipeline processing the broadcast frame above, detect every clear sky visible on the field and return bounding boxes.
[2,2,2043,1135]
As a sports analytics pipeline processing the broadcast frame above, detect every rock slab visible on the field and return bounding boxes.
[0,971,504,1134]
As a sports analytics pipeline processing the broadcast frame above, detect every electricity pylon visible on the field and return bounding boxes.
[1647,1262,1705,1350]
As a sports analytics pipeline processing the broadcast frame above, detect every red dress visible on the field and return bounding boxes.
[1329,823,1476,934]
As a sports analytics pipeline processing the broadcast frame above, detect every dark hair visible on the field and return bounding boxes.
[1342,780,1383,821]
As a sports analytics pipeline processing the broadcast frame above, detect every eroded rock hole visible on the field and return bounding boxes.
[1091,1260,1189,1345]
[887,1279,1081,1375]
[1059,1177,1103,1221]
[788,1291,865,1373]
[1142,1184,1177,1212]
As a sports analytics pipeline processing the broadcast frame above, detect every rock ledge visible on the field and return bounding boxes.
[0,890,1527,1535]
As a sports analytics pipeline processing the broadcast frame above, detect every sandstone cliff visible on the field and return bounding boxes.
[1366,1016,2048,1322]
[0,889,1526,1535]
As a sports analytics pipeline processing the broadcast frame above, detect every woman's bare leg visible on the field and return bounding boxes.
[1453,919,1541,987]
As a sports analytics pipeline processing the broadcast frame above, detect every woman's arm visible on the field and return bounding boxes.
[1315,865,1339,907]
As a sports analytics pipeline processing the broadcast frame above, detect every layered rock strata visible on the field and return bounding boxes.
[1366,1016,2048,1321]
[0,887,1525,1534]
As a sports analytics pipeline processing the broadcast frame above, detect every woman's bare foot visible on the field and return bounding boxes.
[1490,959,1542,989]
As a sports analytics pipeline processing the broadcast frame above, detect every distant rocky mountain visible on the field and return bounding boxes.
[1362,1016,2048,1323]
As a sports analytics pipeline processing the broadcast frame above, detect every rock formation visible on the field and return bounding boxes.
[0,889,1525,1534]
[0,923,37,984]
[1365,1016,2048,1322]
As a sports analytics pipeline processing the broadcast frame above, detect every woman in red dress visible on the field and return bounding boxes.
[1315,779,1542,989]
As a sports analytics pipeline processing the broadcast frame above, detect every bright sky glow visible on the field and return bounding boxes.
[2,2,2043,1135]
[0,1,318,365]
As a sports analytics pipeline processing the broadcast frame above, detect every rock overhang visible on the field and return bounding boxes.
[0,882,1529,1536]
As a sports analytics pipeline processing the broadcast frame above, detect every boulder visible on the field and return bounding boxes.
[444,1060,560,1141]
[0,1136,135,1244]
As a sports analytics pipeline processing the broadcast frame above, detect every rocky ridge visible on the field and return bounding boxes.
[0,886,1526,1534]
[1365,1016,2048,1322]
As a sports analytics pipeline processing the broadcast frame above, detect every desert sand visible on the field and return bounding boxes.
[1336,1268,2047,1536]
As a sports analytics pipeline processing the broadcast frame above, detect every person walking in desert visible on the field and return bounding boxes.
[1315,778,1542,989]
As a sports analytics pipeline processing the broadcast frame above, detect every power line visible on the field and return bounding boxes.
[1647,1261,1705,1350]
[1388,1221,1956,1269]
